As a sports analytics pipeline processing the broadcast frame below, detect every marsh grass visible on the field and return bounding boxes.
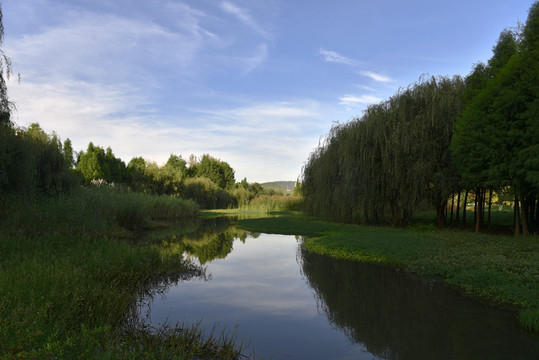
[240,195,302,212]
[0,187,246,359]
[233,211,539,333]
[1,187,200,235]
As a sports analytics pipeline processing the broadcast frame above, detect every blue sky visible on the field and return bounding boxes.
[3,0,534,183]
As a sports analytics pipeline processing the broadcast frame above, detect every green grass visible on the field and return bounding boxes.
[0,187,246,359]
[239,195,302,212]
[233,211,539,333]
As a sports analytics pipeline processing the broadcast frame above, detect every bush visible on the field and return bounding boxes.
[184,177,236,209]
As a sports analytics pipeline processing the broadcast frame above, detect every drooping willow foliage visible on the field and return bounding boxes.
[0,3,14,125]
[302,75,464,227]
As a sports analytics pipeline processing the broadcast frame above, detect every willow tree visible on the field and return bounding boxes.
[0,10,76,196]
[302,124,346,221]
[408,76,464,228]
[302,75,463,227]
[0,2,14,193]
[0,3,13,125]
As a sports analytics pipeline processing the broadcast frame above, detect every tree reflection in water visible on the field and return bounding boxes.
[299,247,539,360]
[137,216,256,264]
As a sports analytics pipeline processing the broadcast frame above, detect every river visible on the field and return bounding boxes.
[137,218,539,359]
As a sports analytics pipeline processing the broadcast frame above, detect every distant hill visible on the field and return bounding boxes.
[260,181,296,194]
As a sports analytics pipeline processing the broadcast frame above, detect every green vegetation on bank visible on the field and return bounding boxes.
[0,188,246,359]
[232,211,539,332]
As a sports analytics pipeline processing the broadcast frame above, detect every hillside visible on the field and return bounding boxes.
[261,181,296,194]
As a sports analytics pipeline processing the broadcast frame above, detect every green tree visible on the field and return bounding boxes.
[451,2,539,235]
[76,143,126,183]
[103,146,126,183]
[166,154,187,176]
[195,154,236,189]
[63,139,74,169]
[126,156,146,191]
[77,142,105,182]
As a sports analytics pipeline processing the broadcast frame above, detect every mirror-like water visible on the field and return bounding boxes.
[138,220,539,359]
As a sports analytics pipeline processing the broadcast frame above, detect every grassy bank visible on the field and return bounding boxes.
[232,211,539,333]
[0,187,246,359]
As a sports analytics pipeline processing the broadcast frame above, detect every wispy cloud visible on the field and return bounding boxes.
[319,49,393,83]
[240,43,269,75]
[339,94,382,106]
[359,70,393,83]
[318,48,361,66]
[318,49,391,108]
[220,1,269,38]
[7,10,218,84]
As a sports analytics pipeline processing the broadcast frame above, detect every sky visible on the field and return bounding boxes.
[2,0,535,183]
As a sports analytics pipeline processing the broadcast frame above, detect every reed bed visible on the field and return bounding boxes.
[240,195,302,212]
[0,187,246,359]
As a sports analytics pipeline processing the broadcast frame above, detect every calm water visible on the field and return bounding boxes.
[138,219,539,359]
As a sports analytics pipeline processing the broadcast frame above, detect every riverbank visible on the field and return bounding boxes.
[230,211,539,333]
[0,188,246,359]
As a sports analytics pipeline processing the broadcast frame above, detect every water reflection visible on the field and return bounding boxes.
[137,217,256,264]
[138,221,539,360]
[299,248,539,360]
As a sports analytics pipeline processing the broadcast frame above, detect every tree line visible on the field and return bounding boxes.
[302,1,539,235]
[0,119,287,209]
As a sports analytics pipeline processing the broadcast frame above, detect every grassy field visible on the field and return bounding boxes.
[0,188,246,360]
[231,211,539,333]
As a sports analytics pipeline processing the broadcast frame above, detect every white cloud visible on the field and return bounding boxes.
[220,1,269,38]
[357,84,377,92]
[319,49,393,89]
[359,70,393,83]
[318,48,360,66]
[8,73,329,182]
[339,94,382,106]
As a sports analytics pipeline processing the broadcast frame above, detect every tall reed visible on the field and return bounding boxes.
[0,187,248,359]
[240,195,303,212]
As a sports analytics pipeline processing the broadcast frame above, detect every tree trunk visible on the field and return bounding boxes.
[390,203,400,227]
[462,190,468,225]
[480,188,487,227]
[515,194,521,236]
[474,191,478,228]
[402,209,412,225]
[436,201,446,229]
[456,191,461,222]
[535,197,539,230]
[487,188,492,227]
[450,194,455,224]
[529,195,536,231]
[521,195,528,237]
[475,188,483,233]
[481,189,487,227]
